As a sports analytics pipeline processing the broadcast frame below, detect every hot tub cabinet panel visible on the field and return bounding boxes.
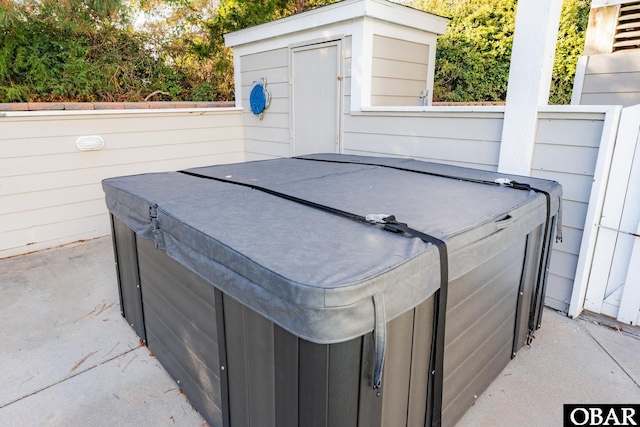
[110,215,145,341]
[136,234,227,427]
[104,154,562,427]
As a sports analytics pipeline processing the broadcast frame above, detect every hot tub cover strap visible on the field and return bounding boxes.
[294,156,563,243]
[372,292,386,389]
[383,217,448,427]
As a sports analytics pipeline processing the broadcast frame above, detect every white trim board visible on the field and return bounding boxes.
[0,107,243,118]
[592,0,633,7]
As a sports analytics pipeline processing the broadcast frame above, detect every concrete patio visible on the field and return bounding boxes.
[1,237,639,426]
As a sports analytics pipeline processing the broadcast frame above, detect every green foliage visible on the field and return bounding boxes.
[206,0,339,42]
[413,0,516,102]
[214,0,290,33]
[0,0,590,104]
[409,0,590,105]
[0,0,219,102]
[192,0,339,100]
[550,0,590,104]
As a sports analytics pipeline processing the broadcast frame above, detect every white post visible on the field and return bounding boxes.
[498,0,563,175]
[350,17,373,113]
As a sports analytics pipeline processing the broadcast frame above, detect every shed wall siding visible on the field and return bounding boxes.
[579,50,640,107]
[531,112,606,312]
[240,48,291,161]
[0,110,244,258]
[371,35,429,107]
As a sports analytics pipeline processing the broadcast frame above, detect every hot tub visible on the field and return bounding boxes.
[103,154,561,427]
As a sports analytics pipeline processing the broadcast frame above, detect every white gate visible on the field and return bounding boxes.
[571,104,640,325]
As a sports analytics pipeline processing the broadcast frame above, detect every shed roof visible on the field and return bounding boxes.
[224,0,448,48]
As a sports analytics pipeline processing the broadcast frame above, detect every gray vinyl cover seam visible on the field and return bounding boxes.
[102,154,561,344]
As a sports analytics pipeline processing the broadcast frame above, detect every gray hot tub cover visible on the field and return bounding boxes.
[102,153,562,345]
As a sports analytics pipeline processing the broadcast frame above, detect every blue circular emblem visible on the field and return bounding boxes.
[250,84,266,115]
[249,78,270,119]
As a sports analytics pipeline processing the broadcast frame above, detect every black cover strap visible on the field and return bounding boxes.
[294,156,561,242]
[179,170,368,224]
[381,217,448,427]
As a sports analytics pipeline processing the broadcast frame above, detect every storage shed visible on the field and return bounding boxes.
[104,154,562,427]
[223,0,448,159]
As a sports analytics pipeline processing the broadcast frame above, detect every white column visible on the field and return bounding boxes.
[350,17,373,112]
[498,0,563,175]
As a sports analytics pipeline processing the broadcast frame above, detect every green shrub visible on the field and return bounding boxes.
[0,0,218,102]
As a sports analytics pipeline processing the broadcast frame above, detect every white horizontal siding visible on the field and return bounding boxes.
[0,109,244,258]
[1,155,237,199]
[2,139,239,178]
[2,126,240,158]
[531,144,599,175]
[373,58,428,80]
[584,50,640,74]
[343,110,504,170]
[583,72,640,93]
[345,133,500,167]
[371,95,422,107]
[545,276,574,312]
[240,47,291,159]
[372,35,429,63]
[244,139,291,158]
[580,51,640,107]
[534,117,604,147]
[345,114,505,141]
[532,112,607,312]
[242,110,289,128]
[372,76,426,95]
[581,92,640,106]
[371,35,428,107]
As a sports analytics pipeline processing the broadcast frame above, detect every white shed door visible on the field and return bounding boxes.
[292,41,341,156]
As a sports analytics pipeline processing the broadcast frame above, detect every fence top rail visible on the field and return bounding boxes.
[0,105,242,118]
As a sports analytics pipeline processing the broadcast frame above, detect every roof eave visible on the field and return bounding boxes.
[224,0,448,48]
